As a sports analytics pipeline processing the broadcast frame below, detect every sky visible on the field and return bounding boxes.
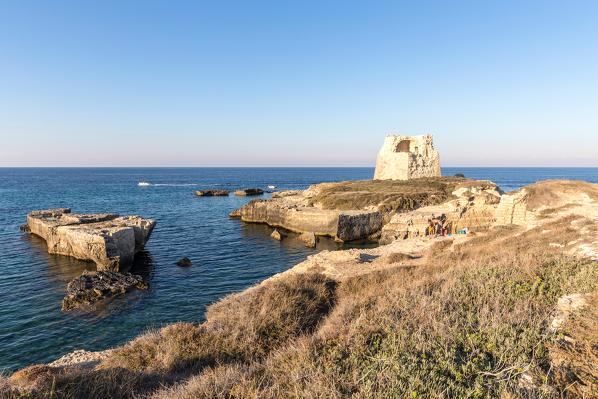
[0,0,597,167]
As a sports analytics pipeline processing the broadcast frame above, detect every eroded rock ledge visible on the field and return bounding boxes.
[26,208,156,271]
[62,271,149,311]
[230,178,499,242]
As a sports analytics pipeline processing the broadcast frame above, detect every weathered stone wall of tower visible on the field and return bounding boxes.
[374,134,441,180]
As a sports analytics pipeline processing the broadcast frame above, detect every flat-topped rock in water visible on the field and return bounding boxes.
[195,189,229,197]
[61,270,149,311]
[26,208,155,271]
[235,188,264,196]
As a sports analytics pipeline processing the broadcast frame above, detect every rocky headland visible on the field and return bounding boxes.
[231,177,502,242]
[26,208,156,271]
[4,179,598,399]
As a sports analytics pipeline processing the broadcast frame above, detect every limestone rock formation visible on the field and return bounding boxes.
[195,190,229,197]
[234,188,264,197]
[48,349,113,369]
[270,229,283,241]
[298,231,317,248]
[374,134,441,180]
[494,189,529,225]
[26,208,155,271]
[231,178,481,242]
[233,198,382,242]
[61,270,149,311]
[379,180,502,243]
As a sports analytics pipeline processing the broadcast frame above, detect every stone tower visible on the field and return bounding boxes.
[374,134,441,180]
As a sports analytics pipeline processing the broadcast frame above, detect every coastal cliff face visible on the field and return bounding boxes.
[26,209,155,271]
[5,180,598,399]
[233,177,501,242]
[233,197,383,241]
[380,180,502,243]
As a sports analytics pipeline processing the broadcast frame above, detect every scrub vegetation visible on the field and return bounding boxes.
[3,217,597,399]
[307,177,468,214]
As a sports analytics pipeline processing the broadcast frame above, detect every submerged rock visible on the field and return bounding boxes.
[234,188,264,197]
[26,208,155,271]
[176,257,193,267]
[61,270,149,311]
[195,190,229,197]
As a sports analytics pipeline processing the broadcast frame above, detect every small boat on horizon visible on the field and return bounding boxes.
[267,185,277,189]
[138,181,151,186]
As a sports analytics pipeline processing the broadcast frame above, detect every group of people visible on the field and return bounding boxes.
[426,214,448,237]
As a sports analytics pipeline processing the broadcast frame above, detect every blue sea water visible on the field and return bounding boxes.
[0,167,597,371]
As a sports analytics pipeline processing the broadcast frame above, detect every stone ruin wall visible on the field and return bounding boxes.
[494,190,528,226]
[374,134,441,180]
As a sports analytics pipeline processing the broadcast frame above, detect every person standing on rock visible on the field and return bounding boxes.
[434,218,443,237]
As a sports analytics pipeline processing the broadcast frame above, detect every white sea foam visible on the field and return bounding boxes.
[138,182,200,187]
[152,183,199,187]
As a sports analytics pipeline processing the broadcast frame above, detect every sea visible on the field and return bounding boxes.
[1,167,597,372]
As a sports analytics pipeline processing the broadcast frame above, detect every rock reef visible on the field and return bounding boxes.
[234,188,264,196]
[26,208,155,271]
[195,190,229,197]
[61,271,149,311]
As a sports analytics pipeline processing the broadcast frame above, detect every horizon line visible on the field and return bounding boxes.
[1,165,597,169]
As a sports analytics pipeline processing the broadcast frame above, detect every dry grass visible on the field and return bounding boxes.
[307,177,466,214]
[148,217,598,399]
[525,180,598,211]
[5,215,597,399]
[548,293,598,397]
[1,367,163,399]
[3,274,336,399]
[104,273,337,374]
[384,252,418,264]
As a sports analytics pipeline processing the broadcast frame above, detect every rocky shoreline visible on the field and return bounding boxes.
[5,178,598,398]
[230,177,503,243]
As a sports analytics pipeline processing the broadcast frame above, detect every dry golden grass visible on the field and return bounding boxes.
[104,273,337,374]
[524,180,598,211]
[148,217,598,399]
[548,293,598,398]
[4,215,597,399]
[1,274,337,399]
[307,177,466,214]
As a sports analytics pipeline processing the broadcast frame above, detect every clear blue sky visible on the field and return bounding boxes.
[1,1,597,167]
